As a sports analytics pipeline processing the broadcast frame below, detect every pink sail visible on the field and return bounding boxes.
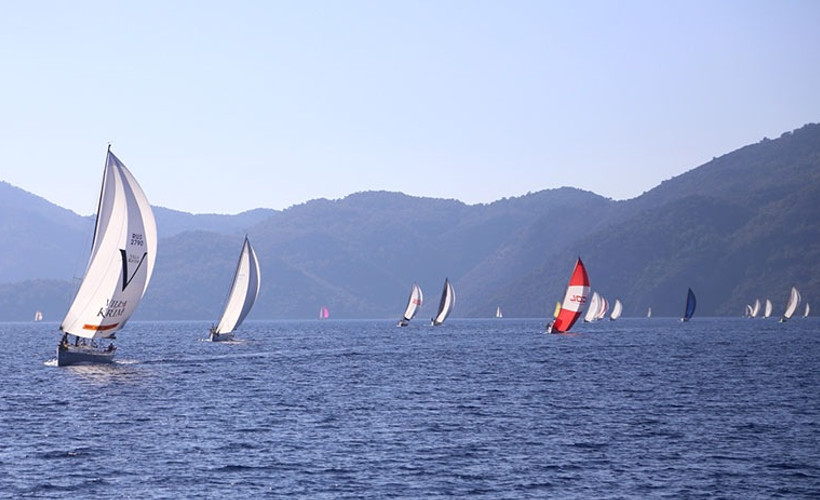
[319,306,329,319]
[551,258,591,333]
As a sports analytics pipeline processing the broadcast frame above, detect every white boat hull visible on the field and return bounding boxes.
[209,331,235,342]
[56,344,116,366]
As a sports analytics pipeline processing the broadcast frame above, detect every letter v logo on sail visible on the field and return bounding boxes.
[119,250,148,291]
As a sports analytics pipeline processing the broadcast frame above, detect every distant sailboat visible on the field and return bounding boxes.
[547,258,590,334]
[495,306,503,319]
[431,278,455,326]
[647,307,652,318]
[584,292,601,322]
[397,283,423,327]
[209,236,261,342]
[596,296,609,320]
[764,299,773,318]
[804,303,811,318]
[681,288,696,322]
[57,147,156,366]
[319,306,329,319]
[609,299,622,321]
[751,299,761,318]
[553,301,561,318]
[34,311,43,322]
[779,286,801,322]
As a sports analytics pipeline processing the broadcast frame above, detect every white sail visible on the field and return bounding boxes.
[584,292,601,322]
[751,299,761,318]
[495,306,503,318]
[431,278,455,326]
[596,296,609,320]
[781,286,801,321]
[805,303,811,317]
[610,299,622,320]
[764,299,773,318]
[213,237,261,334]
[399,283,423,324]
[647,307,652,318]
[60,149,157,339]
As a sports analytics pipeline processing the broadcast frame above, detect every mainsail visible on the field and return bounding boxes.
[212,236,261,335]
[780,286,801,322]
[764,299,773,318]
[495,306,503,318]
[596,296,609,320]
[584,292,601,322]
[550,258,590,333]
[431,278,455,326]
[805,303,811,318]
[398,283,423,326]
[681,288,696,322]
[751,299,761,318]
[610,299,623,321]
[60,148,157,340]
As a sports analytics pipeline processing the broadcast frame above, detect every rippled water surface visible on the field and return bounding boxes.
[2,318,819,498]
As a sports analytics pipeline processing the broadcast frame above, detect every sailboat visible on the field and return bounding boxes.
[779,286,801,322]
[553,301,561,318]
[681,288,696,322]
[609,299,622,321]
[804,303,811,318]
[397,283,423,327]
[647,307,652,318]
[57,147,156,366]
[34,311,43,322]
[751,299,761,318]
[495,306,503,319]
[209,236,261,342]
[430,278,455,326]
[319,306,329,319]
[595,296,609,320]
[547,258,590,334]
[764,299,773,318]
[583,292,601,322]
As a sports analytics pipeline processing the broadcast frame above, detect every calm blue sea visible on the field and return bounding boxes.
[1,317,818,499]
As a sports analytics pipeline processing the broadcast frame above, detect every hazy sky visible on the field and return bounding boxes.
[1,1,818,215]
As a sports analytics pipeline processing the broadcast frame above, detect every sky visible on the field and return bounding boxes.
[1,1,819,216]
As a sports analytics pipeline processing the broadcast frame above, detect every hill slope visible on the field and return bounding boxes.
[0,123,817,321]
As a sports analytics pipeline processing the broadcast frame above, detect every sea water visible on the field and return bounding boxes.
[1,318,818,498]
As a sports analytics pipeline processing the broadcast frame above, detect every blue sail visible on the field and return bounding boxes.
[682,288,697,321]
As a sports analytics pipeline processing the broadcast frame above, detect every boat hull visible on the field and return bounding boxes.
[56,344,116,366]
[209,331,235,342]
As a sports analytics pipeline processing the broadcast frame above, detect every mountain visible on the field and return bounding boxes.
[0,182,92,284]
[0,123,818,321]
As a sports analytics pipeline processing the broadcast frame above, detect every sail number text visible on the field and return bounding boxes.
[569,294,587,303]
[130,233,144,247]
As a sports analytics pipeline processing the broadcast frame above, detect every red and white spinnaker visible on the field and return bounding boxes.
[550,258,591,333]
